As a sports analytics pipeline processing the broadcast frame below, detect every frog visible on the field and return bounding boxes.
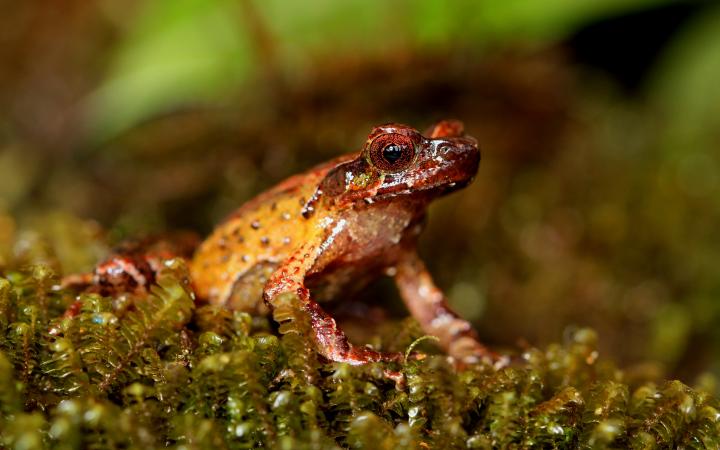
[62,120,502,366]
[189,120,501,366]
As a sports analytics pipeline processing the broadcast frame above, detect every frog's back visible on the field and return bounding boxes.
[190,154,355,307]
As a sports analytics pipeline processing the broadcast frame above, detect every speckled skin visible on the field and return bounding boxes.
[189,155,348,311]
[190,120,501,365]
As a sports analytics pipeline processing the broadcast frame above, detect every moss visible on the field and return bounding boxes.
[0,234,718,449]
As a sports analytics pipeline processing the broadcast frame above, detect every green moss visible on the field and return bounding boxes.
[0,249,718,449]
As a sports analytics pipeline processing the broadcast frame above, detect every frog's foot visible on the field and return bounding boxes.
[60,255,153,297]
[61,235,196,298]
[59,252,164,319]
[265,243,404,366]
[395,251,510,370]
[329,346,403,366]
[303,300,403,365]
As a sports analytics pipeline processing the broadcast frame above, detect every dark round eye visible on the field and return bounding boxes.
[382,144,403,163]
[366,133,415,172]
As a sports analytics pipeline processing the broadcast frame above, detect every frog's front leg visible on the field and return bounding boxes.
[394,251,507,367]
[264,243,402,365]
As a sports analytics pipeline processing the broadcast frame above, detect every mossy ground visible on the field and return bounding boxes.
[0,248,718,449]
[1,3,719,447]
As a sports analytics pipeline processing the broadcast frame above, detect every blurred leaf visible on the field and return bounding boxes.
[89,0,252,137]
[650,4,720,147]
[411,0,677,43]
[90,0,676,138]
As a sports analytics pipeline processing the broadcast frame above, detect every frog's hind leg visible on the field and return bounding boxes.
[60,233,198,298]
[394,251,508,367]
[263,245,402,365]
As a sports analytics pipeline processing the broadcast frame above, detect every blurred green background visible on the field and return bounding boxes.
[0,0,718,384]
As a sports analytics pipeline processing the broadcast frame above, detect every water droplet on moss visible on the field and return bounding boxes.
[271,390,292,409]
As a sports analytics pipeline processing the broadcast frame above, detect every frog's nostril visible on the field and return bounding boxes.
[435,143,452,154]
[436,137,479,157]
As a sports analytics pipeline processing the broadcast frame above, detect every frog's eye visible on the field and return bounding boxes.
[367,133,416,173]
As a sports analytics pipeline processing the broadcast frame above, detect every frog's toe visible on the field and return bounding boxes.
[377,350,404,364]
[340,347,403,365]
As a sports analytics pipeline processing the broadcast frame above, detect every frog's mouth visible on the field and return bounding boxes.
[372,176,475,202]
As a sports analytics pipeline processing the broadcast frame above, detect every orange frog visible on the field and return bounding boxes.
[67,120,502,366]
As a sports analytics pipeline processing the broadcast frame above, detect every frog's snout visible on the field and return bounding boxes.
[434,135,481,181]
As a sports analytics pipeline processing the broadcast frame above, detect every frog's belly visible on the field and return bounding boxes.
[222,256,388,314]
[306,261,385,303]
[219,261,277,313]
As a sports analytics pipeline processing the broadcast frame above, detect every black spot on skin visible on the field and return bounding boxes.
[232,228,244,243]
[271,202,277,211]
[241,255,249,262]
[260,237,270,246]
[301,204,314,219]
[251,220,261,230]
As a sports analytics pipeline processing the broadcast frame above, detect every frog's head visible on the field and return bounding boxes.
[362,120,480,198]
[302,120,480,217]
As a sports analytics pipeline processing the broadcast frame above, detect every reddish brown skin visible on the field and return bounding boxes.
[64,121,504,367]
[191,120,503,366]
